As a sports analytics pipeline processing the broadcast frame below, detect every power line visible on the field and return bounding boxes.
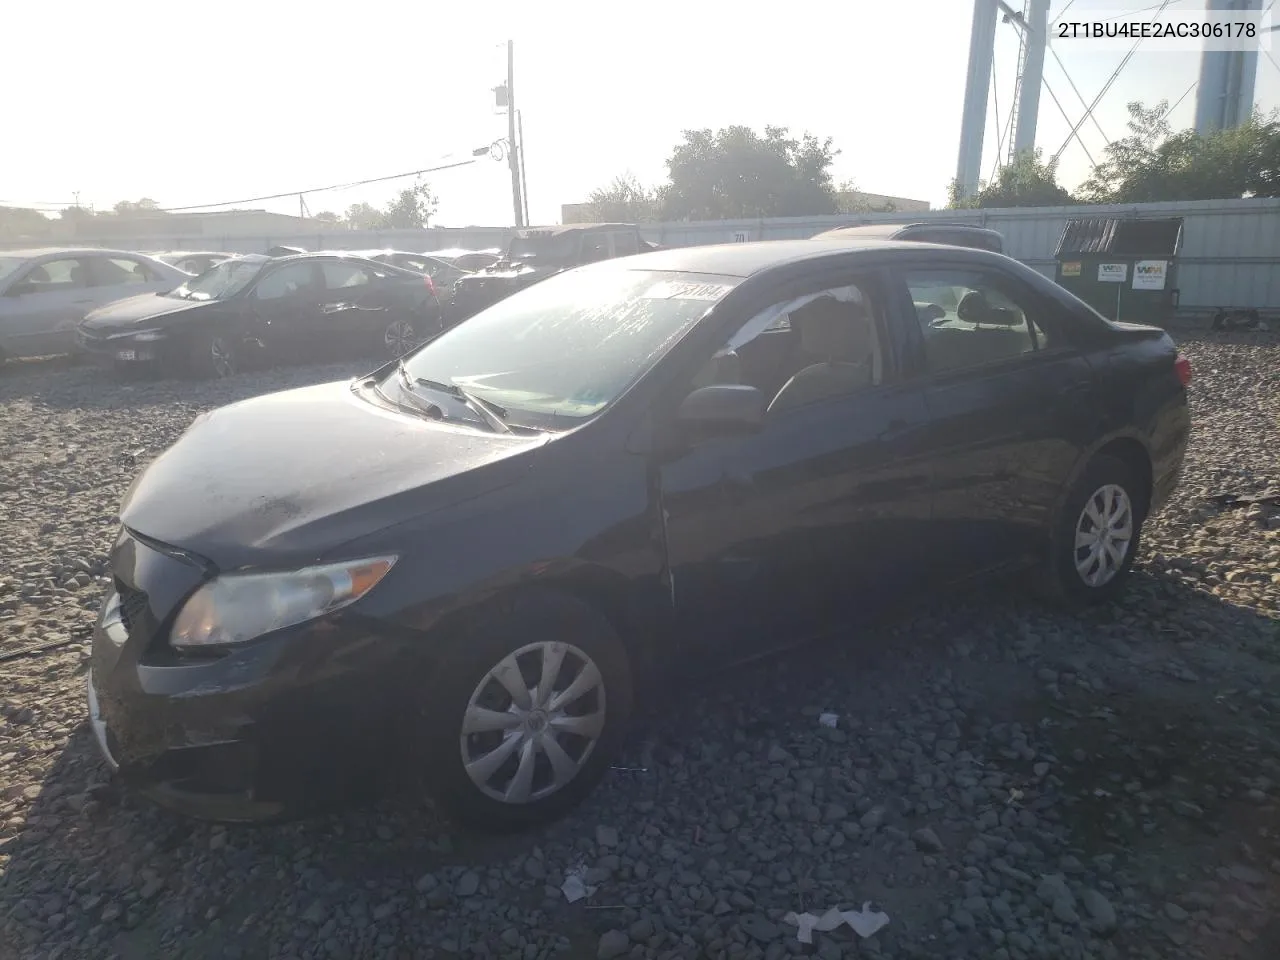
[1050,0,1077,27]
[1049,45,1110,144]
[157,157,480,213]
[1043,78,1098,165]
[1051,0,1176,163]
[1166,78,1198,118]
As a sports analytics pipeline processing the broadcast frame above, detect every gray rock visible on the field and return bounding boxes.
[1080,889,1117,934]
[597,929,630,960]
[596,825,620,848]
[912,827,944,853]
[455,871,480,898]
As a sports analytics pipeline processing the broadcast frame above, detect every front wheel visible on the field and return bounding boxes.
[417,590,633,833]
[1037,454,1146,607]
[187,331,237,379]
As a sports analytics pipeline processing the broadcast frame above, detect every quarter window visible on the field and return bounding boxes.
[905,269,1046,373]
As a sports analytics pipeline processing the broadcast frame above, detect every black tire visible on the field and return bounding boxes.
[187,331,237,379]
[417,589,633,833]
[383,317,425,359]
[1036,453,1146,607]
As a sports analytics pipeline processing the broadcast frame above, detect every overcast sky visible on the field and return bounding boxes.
[4,0,1277,227]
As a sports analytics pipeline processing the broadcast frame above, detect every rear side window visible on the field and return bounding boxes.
[322,262,372,290]
[905,268,1048,373]
[96,257,158,286]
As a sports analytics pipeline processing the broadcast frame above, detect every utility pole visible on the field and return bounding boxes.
[506,40,525,227]
[518,110,530,226]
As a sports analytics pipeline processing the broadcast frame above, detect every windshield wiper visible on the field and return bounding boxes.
[389,360,445,419]
[400,363,511,433]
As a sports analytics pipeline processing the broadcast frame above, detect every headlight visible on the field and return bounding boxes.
[170,555,397,649]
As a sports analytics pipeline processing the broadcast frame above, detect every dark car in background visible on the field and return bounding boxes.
[813,221,1005,253]
[87,238,1190,831]
[447,223,653,324]
[76,252,442,378]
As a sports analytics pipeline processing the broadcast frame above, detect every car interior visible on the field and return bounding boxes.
[913,284,1036,371]
[690,287,884,414]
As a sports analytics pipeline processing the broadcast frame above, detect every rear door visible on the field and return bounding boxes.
[86,254,170,308]
[0,257,98,357]
[894,259,1101,577]
[244,261,324,360]
[317,260,393,355]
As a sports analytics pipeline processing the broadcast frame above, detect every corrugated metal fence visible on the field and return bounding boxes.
[7,197,1279,310]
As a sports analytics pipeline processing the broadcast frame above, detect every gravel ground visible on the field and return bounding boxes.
[1,332,1279,960]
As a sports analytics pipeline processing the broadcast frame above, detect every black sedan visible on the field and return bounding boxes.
[76,252,442,378]
[87,239,1191,830]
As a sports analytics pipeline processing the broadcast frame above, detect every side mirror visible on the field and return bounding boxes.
[915,302,945,323]
[676,384,765,435]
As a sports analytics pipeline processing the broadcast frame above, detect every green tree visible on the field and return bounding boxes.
[950,149,1074,209]
[582,173,659,222]
[1076,101,1280,203]
[381,180,438,229]
[344,201,384,230]
[313,210,342,224]
[111,198,162,216]
[659,125,840,220]
[0,206,54,240]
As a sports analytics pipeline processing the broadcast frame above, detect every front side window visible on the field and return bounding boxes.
[253,263,317,300]
[905,268,1043,373]
[96,257,156,286]
[398,266,739,425]
[20,258,93,291]
[691,280,886,415]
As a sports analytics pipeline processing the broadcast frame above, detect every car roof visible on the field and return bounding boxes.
[516,223,637,238]
[615,237,983,278]
[812,222,1004,241]
[0,247,168,260]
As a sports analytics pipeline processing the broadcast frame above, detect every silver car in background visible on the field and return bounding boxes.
[0,248,190,362]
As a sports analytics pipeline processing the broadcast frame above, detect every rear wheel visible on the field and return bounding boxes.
[1037,454,1146,607]
[416,590,633,832]
[383,318,425,358]
[188,331,237,379]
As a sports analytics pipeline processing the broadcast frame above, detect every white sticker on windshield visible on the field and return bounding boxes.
[642,281,734,302]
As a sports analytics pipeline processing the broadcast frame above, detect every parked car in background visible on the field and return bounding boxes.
[430,248,503,272]
[0,248,189,363]
[447,224,653,323]
[812,222,1005,253]
[76,252,442,378]
[149,251,237,276]
[87,238,1190,830]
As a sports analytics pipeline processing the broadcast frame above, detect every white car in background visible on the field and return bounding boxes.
[0,248,189,363]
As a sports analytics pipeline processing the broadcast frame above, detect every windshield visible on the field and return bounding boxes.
[398,266,739,427]
[167,258,264,300]
[506,232,580,262]
[0,257,25,287]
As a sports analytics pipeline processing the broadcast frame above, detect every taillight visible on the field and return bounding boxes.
[1174,353,1192,387]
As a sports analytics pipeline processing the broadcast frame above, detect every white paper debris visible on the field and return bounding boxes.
[560,864,597,903]
[818,712,839,728]
[783,902,889,942]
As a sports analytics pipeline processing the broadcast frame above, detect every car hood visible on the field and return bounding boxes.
[120,380,549,570]
[82,293,219,330]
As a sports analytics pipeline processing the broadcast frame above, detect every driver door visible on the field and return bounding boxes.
[655,269,935,663]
